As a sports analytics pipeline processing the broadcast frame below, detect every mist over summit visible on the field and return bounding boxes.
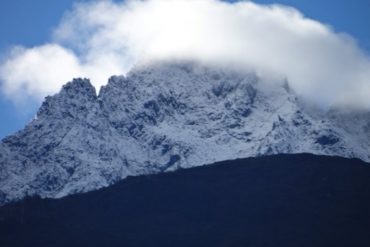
[1,2,370,246]
[1,61,369,205]
[1,0,370,110]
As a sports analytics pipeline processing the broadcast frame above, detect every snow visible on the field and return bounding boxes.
[0,60,369,205]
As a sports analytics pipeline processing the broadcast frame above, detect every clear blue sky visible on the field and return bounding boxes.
[0,0,369,139]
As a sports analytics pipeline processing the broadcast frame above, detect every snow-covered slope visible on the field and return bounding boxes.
[1,61,369,204]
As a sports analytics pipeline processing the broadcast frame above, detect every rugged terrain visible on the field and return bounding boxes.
[1,61,369,204]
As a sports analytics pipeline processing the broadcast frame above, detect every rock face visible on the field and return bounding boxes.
[0,61,369,204]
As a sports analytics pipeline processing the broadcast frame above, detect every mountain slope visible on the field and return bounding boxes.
[1,154,370,247]
[1,61,370,204]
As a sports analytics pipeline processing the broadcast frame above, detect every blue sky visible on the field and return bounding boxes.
[0,0,369,139]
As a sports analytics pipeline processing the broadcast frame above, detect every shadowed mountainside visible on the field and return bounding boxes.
[1,153,370,247]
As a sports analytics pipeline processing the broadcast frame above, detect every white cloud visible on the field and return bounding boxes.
[1,0,370,109]
[0,44,81,100]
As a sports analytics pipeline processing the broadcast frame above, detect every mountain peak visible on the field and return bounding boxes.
[37,78,97,119]
[1,61,369,205]
[61,78,96,96]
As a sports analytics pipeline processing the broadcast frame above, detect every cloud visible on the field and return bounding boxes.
[0,44,81,100]
[1,0,370,109]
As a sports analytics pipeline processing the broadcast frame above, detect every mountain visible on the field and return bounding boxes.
[1,61,370,205]
[1,154,370,247]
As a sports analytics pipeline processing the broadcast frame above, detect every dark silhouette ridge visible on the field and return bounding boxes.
[1,153,370,247]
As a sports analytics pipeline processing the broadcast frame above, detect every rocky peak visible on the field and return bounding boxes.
[37,78,98,120]
[61,78,96,97]
[0,61,369,205]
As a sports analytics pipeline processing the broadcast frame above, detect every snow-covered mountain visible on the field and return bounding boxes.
[0,61,369,205]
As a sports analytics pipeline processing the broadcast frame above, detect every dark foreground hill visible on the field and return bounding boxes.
[1,154,370,247]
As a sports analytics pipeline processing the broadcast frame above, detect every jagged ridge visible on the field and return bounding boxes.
[0,61,369,204]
